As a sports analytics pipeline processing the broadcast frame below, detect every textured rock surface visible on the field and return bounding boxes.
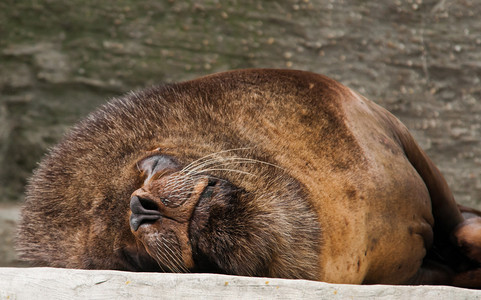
[0,204,23,267]
[1,0,480,267]
[0,268,480,299]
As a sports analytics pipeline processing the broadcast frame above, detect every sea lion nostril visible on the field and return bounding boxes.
[129,196,161,231]
[139,197,159,211]
[130,196,159,214]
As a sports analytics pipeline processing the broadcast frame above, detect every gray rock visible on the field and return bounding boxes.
[0,204,22,267]
[1,0,480,206]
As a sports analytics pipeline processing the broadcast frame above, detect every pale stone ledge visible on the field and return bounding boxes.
[0,267,479,299]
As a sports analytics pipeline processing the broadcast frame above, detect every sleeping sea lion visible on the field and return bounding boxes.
[16,69,481,287]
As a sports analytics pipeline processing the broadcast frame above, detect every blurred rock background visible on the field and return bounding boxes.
[1,0,480,266]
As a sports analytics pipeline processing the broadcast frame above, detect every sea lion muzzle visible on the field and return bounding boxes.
[129,195,162,231]
[128,173,213,271]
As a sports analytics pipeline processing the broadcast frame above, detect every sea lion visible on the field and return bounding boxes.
[17,69,481,287]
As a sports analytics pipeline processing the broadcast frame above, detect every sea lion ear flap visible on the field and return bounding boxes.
[137,155,179,183]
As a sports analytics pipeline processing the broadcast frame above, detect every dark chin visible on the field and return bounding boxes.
[188,186,217,242]
[189,178,237,235]
[187,179,250,274]
[118,243,163,272]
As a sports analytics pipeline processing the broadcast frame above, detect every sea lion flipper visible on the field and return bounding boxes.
[453,217,481,263]
[455,205,481,288]
[394,124,464,234]
[399,135,481,267]
[391,117,481,287]
[455,204,481,263]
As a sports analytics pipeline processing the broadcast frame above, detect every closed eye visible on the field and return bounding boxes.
[137,155,180,183]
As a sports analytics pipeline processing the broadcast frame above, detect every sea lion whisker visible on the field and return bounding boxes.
[169,187,193,197]
[181,158,245,176]
[163,174,196,190]
[183,156,272,174]
[185,161,256,176]
[154,239,179,273]
[160,237,186,273]
[210,156,285,171]
[149,243,167,272]
[183,157,284,180]
[184,159,257,175]
[166,240,189,273]
[161,157,275,194]
[181,147,250,168]
[189,168,258,177]
[163,169,199,184]
[184,155,250,169]
[162,237,189,273]
[181,148,252,173]
[156,238,180,273]
[161,180,196,198]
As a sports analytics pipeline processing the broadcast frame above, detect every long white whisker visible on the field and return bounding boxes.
[181,148,252,173]
[162,176,193,193]
[161,237,186,273]
[189,168,257,177]
[149,242,166,272]
[156,239,181,273]
[185,157,285,176]
[184,156,259,172]
[164,237,189,273]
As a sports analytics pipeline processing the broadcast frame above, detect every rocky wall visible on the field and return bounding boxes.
[1,0,480,267]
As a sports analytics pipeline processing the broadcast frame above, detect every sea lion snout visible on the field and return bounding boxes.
[129,195,162,231]
[129,172,211,228]
[128,173,212,271]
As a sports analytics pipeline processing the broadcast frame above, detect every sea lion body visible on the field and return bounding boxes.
[17,69,481,287]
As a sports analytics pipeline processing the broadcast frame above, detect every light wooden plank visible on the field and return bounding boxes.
[0,268,480,299]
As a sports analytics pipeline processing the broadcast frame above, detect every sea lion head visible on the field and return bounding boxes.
[128,153,200,271]
[17,69,324,279]
[121,147,319,278]
[128,152,215,272]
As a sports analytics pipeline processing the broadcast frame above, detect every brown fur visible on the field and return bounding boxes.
[17,69,481,287]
